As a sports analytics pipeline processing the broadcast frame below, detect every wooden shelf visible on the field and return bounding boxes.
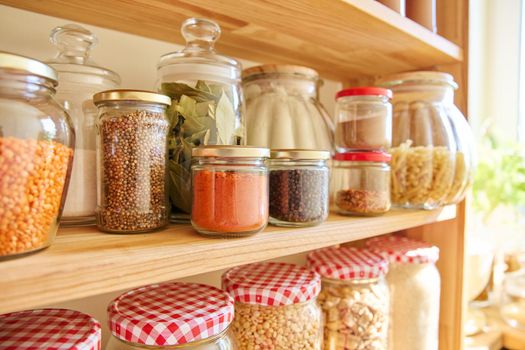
[0,0,462,79]
[0,207,455,314]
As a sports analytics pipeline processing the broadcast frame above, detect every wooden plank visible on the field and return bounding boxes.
[0,0,461,80]
[0,207,456,314]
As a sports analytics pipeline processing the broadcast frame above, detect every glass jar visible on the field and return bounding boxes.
[501,268,525,330]
[157,18,244,221]
[46,24,121,226]
[307,246,390,350]
[335,87,393,151]
[222,262,323,350]
[269,149,330,227]
[93,90,171,233]
[378,71,474,209]
[106,282,237,350]
[367,235,441,350]
[331,152,391,216]
[0,52,74,259]
[191,146,269,237]
[243,64,334,151]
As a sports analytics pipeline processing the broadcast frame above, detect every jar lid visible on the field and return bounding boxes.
[0,308,101,349]
[366,235,440,264]
[376,71,458,89]
[307,246,389,280]
[0,51,58,84]
[336,87,393,99]
[222,262,321,306]
[271,149,331,160]
[192,146,270,158]
[93,89,171,106]
[333,152,392,162]
[107,282,234,346]
[242,64,319,80]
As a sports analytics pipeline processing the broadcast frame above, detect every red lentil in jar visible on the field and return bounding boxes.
[191,146,270,237]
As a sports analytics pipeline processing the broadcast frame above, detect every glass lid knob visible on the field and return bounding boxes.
[50,24,97,64]
[181,18,221,52]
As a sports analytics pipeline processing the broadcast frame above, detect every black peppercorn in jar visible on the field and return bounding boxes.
[269,149,330,227]
[93,90,171,233]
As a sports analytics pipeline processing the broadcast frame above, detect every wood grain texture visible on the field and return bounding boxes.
[0,207,455,314]
[0,0,461,80]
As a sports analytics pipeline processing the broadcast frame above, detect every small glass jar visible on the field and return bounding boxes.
[335,87,393,152]
[191,146,269,237]
[307,246,390,350]
[93,90,171,233]
[331,152,391,216]
[367,235,441,350]
[222,262,323,350]
[106,282,237,350]
[0,52,74,259]
[501,268,525,330]
[269,149,330,227]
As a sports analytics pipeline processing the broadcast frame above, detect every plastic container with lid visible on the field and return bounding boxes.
[222,262,323,350]
[243,64,334,151]
[46,24,121,226]
[331,152,391,216]
[191,146,269,237]
[106,282,237,350]
[269,149,330,227]
[94,90,171,233]
[0,308,101,349]
[307,246,390,350]
[0,52,74,259]
[335,87,393,152]
[157,18,245,221]
[366,235,441,350]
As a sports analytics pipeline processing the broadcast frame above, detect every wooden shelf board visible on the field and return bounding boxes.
[0,206,456,314]
[0,0,462,80]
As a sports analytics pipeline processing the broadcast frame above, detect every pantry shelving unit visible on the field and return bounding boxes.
[0,1,469,349]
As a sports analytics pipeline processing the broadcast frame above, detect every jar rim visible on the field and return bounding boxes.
[376,71,459,89]
[0,51,58,84]
[333,152,391,162]
[193,146,270,158]
[271,149,331,160]
[242,64,318,81]
[93,89,171,106]
[336,87,392,99]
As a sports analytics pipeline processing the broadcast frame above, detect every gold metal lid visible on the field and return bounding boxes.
[192,146,270,158]
[0,51,58,84]
[93,89,171,106]
[270,149,331,160]
[376,71,458,89]
[242,64,319,80]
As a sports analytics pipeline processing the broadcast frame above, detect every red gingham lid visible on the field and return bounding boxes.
[0,308,101,350]
[366,235,440,264]
[333,151,392,162]
[336,87,393,99]
[307,246,389,280]
[222,262,321,306]
[107,282,234,346]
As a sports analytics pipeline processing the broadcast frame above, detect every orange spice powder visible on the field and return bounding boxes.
[191,170,268,234]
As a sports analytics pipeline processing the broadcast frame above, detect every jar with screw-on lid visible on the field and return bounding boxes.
[222,262,323,349]
[331,152,391,216]
[106,282,237,350]
[307,246,390,350]
[93,90,171,233]
[191,146,269,237]
[0,308,101,349]
[269,149,330,227]
[335,87,393,152]
[0,52,74,259]
[366,235,441,350]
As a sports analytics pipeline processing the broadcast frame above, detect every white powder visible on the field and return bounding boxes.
[62,149,97,219]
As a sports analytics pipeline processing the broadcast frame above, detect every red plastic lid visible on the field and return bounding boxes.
[333,152,392,162]
[336,87,393,99]
[366,235,440,264]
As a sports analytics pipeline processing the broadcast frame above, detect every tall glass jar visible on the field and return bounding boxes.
[106,282,237,350]
[377,71,474,209]
[307,246,390,350]
[367,235,441,350]
[157,18,244,221]
[46,24,120,226]
[94,90,171,233]
[222,262,323,350]
[243,64,334,151]
[0,52,74,259]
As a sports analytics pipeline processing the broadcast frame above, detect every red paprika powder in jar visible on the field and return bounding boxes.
[191,146,270,237]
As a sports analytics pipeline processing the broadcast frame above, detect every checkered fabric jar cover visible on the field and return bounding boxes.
[222,262,321,306]
[307,246,389,280]
[107,282,234,346]
[0,308,101,350]
[366,235,440,264]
